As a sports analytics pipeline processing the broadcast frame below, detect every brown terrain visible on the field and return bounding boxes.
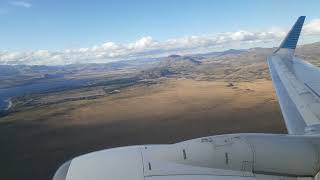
[1,42,320,180]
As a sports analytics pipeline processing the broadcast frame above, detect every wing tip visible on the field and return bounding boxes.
[274,16,306,54]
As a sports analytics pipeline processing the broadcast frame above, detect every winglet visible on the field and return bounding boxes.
[274,16,305,54]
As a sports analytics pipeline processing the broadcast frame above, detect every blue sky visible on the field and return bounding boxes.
[1,0,320,65]
[0,0,319,51]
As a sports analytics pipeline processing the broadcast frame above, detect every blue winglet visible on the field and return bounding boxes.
[275,16,305,53]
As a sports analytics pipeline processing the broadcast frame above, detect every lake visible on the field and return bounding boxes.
[0,78,93,111]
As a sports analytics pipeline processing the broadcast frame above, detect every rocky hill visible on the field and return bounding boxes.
[141,55,202,78]
[140,42,320,82]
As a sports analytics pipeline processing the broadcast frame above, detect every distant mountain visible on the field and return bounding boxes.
[140,47,274,81]
[195,49,246,58]
[2,43,320,88]
[0,48,246,78]
[296,42,320,67]
[141,55,202,79]
[0,65,21,76]
[130,42,320,81]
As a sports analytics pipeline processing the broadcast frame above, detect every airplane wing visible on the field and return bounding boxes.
[268,16,320,135]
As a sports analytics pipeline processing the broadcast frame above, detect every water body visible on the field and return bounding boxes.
[0,78,93,111]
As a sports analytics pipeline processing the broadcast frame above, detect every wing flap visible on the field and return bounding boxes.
[269,56,320,134]
[268,56,307,134]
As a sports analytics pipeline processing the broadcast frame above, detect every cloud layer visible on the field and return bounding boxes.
[1,18,320,65]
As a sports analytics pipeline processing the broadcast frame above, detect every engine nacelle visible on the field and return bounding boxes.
[141,134,320,177]
[53,134,320,180]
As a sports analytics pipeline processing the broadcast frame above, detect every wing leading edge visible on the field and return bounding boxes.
[268,16,320,135]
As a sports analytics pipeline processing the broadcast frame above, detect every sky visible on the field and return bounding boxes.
[1,0,320,65]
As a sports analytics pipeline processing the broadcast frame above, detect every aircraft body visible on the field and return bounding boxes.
[53,16,320,180]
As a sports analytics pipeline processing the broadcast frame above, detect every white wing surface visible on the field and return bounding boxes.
[268,16,320,135]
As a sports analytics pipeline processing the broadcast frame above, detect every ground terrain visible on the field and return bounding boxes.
[1,42,320,180]
[0,79,285,180]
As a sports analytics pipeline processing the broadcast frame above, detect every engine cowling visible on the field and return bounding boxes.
[53,134,320,180]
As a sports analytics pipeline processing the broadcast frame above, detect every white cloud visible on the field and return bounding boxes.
[304,19,320,35]
[10,1,32,8]
[127,36,156,50]
[1,18,320,66]
[101,42,119,50]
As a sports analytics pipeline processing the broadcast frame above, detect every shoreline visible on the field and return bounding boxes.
[4,99,12,111]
